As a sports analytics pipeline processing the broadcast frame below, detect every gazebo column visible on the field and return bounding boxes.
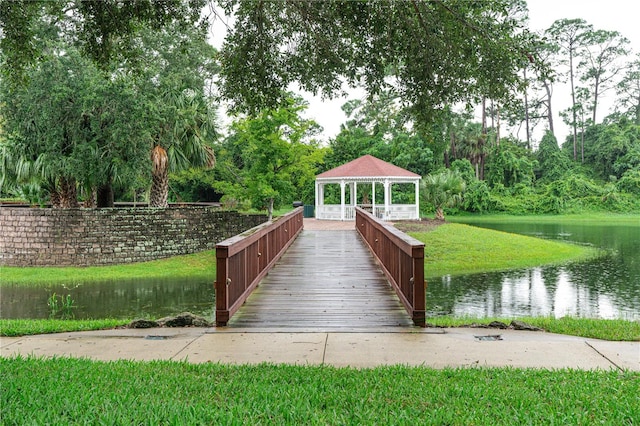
[383,179,390,220]
[314,181,319,218]
[414,179,420,219]
[352,181,357,208]
[340,180,346,221]
[371,182,376,217]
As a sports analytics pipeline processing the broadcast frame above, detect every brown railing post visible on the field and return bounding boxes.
[411,244,426,326]
[215,245,230,325]
[355,207,426,327]
[214,207,303,326]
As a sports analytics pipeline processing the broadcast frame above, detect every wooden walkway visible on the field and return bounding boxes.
[227,229,414,330]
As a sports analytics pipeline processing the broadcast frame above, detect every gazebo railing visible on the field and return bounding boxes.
[355,207,426,326]
[316,204,417,221]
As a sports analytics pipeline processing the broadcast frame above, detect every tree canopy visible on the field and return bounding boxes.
[0,0,206,82]
[219,0,535,126]
[215,97,323,219]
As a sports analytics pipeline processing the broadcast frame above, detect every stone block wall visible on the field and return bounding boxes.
[0,207,267,267]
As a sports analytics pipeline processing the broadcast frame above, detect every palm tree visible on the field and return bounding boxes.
[149,91,217,207]
[421,170,466,220]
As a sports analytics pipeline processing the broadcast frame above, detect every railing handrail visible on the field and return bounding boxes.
[355,207,426,326]
[215,207,303,325]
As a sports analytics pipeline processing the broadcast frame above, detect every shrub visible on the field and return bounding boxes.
[616,169,640,195]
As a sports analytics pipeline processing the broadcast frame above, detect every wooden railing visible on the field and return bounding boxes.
[355,207,426,326]
[215,207,304,326]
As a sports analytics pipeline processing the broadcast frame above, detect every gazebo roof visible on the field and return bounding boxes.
[316,155,420,179]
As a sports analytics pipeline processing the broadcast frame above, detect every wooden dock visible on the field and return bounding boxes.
[227,229,414,330]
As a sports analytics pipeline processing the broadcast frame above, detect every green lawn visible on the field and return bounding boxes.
[2,357,638,425]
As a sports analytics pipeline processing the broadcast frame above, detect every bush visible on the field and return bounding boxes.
[462,180,491,213]
[616,169,640,195]
[169,168,221,202]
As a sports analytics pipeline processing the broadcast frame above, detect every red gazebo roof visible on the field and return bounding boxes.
[316,155,420,179]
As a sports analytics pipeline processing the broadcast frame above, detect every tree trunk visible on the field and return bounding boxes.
[496,105,500,147]
[267,197,274,221]
[569,47,578,160]
[57,176,79,208]
[523,67,531,150]
[435,207,445,221]
[150,145,169,208]
[543,80,555,136]
[49,187,61,208]
[83,187,97,208]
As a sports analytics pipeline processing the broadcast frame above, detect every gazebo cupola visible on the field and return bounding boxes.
[315,155,421,221]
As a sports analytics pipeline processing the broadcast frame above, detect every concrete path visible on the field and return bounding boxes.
[2,327,638,370]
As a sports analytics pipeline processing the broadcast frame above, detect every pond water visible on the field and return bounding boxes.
[427,220,640,320]
[1,277,215,320]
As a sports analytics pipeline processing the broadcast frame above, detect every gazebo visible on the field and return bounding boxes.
[315,155,421,221]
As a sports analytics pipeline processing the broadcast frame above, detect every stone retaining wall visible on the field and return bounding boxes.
[0,207,267,267]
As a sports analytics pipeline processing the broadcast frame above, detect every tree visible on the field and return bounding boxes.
[546,18,593,160]
[0,0,206,83]
[514,35,559,140]
[218,98,322,220]
[615,54,640,125]
[578,29,630,124]
[148,91,217,207]
[218,0,534,128]
[484,139,536,188]
[1,12,220,208]
[421,169,466,220]
[446,117,486,180]
[1,47,149,207]
[127,21,219,208]
[536,131,572,182]
[324,93,434,176]
[579,120,640,180]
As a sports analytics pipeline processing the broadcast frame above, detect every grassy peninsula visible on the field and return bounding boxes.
[396,221,598,279]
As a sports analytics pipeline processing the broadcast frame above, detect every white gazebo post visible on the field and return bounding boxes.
[352,181,357,209]
[340,180,346,221]
[383,179,390,220]
[415,180,420,218]
[314,181,319,218]
[371,181,376,216]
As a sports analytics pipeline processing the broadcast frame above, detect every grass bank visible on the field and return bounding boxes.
[2,316,637,341]
[2,357,638,425]
[0,319,129,337]
[0,250,216,286]
[427,316,640,342]
[400,223,598,279]
[449,212,640,225]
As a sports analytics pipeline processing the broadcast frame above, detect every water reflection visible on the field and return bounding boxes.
[1,277,215,320]
[428,221,640,320]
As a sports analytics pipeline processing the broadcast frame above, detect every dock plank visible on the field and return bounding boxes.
[228,230,414,330]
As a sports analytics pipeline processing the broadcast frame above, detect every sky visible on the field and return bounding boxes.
[210,1,640,145]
